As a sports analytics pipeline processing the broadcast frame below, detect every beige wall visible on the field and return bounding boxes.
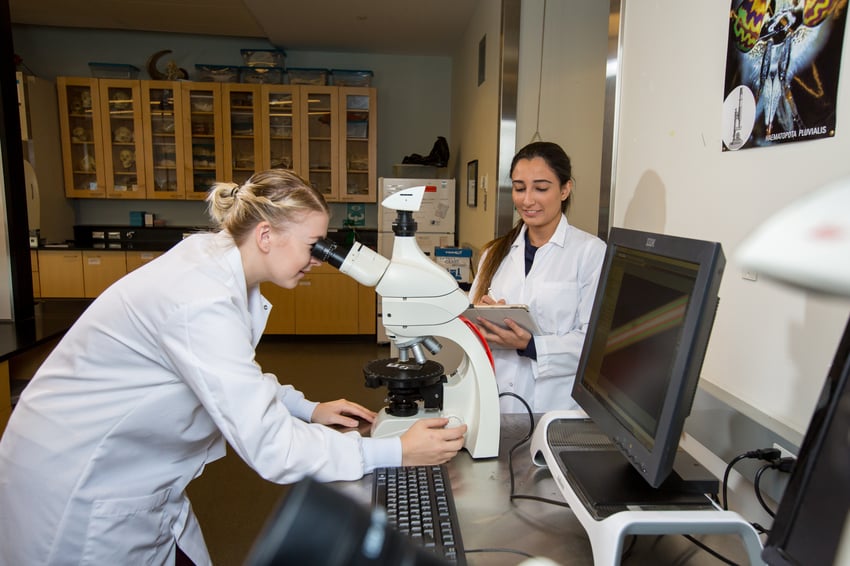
[450,0,502,255]
[517,0,608,237]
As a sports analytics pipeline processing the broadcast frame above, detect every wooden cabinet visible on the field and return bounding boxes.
[222,84,263,185]
[261,263,376,335]
[31,250,40,299]
[126,250,163,272]
[300,86,339,201]
[357,282,377,334]
[82,251,127,297]
[339,88,377,202]
[142,81,187,199]
[260,282,296,334]
[295,263,360,334]
[99,79,146,198]
[38,250,85,297]
[181,82,224,200]
[57,78,146,198]
[57,77,106,198]
[296,86,377,202]
[58,79,376,202]
[260,85,301,172]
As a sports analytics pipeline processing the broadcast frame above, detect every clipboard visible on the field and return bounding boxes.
[463,304,542,335]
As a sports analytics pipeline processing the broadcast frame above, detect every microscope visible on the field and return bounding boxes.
[311,186,500,458]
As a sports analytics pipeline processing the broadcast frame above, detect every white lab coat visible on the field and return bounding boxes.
[470,216,606,413]
[0,231,400,566]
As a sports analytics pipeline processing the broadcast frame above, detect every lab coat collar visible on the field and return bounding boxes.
[214,231,270,345]
[511,214,570,250]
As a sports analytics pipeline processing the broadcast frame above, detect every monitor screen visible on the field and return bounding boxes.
[572,228,725,488]
[762,316,850,566]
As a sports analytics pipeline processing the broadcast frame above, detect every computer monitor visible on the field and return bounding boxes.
[762,316,850,566]
[571,227,726,488]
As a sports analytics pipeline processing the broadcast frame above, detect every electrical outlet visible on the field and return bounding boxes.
[773,442,796,460]
[743,270,758,281]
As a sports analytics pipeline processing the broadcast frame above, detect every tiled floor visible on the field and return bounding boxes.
[186,335,391,565]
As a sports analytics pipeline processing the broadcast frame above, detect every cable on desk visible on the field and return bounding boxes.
[499,392,571,509]
[682,535,741,566]
[465,547,535,559]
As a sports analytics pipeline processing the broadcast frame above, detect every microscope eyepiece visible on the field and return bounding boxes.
[311,238,348,269]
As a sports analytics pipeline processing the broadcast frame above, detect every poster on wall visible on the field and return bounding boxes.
[722,0,848,151]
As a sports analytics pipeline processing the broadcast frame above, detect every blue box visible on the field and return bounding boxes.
[435,247,472,283]
[129,211,145,227]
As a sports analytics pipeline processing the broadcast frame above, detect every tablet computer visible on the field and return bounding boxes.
[463,304,542,335]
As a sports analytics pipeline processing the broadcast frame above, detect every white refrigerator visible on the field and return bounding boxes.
[376,177,456,342]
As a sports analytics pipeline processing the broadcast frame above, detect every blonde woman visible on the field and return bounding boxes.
[0,169,465,565]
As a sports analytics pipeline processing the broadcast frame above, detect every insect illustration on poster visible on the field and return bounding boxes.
[722,0,848,150]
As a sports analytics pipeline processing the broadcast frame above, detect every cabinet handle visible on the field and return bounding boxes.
[298,281,311,286]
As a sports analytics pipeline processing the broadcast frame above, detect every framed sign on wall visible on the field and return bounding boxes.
[467,160,478,207]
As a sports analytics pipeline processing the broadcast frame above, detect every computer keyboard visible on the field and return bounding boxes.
[372,465,466,565]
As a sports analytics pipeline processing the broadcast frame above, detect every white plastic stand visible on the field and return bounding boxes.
[529,411,766,565]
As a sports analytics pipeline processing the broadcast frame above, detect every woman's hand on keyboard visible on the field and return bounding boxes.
[400,418,468,466]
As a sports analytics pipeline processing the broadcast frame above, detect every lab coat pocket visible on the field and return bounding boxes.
[534,281,579,333]
[82,488,173,565]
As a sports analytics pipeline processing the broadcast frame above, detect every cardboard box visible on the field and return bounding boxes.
[435,247,472,283]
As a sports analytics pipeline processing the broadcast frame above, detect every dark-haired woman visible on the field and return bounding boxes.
[469,142,606,413]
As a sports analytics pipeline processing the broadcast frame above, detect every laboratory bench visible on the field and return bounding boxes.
[329,414,758,565]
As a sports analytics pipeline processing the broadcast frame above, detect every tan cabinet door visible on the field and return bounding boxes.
[294,264,359,334]
[260,282,296,334]
[125,251,163,272]
[38,250,85,298]
[82,251,127,298]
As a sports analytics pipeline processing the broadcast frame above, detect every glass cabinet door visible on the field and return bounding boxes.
[339,88,376,202]
[222,84,262,185]
[57,77,106,197]
[142,81,185,199]
[99,79,146,198]
[182,84,224,201]
[261,85,301,174]
[300,86,338,200]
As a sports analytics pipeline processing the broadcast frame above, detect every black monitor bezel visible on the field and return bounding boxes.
[571,227,725,488]
[762,316,850,565]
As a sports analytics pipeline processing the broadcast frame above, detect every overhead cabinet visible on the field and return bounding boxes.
[182,82,224,200]
[57,78,376,202]
[142,81,188,199]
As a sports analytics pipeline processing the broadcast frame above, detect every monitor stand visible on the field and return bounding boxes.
[530,411,765,566]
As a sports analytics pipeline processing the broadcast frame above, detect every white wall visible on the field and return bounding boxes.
[614,2,850,434]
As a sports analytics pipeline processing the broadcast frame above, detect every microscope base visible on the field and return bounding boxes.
[371,407,458,438]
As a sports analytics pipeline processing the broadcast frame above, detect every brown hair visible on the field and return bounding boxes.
[206,169,329,245]
[471,142,573,303]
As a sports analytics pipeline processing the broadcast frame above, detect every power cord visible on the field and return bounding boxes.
[721,448,781,510]
[754,457,796,518]
[499,392,571,508]
[495,394,743,564]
